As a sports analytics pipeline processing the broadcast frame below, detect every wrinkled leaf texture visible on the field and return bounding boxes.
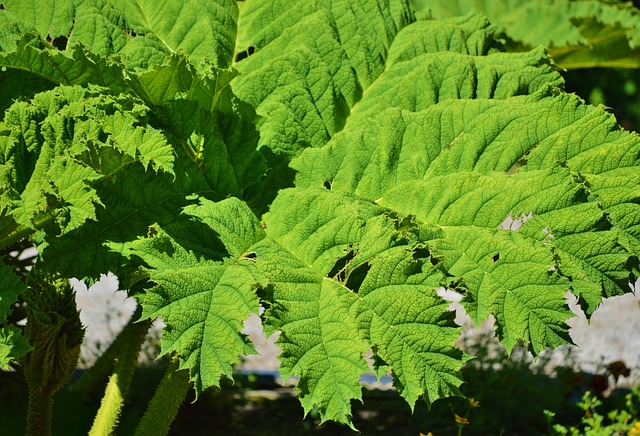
[0,0,638,430]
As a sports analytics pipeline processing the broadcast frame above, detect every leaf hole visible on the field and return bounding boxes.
[256,285,274,309]
[328,250,355,279]
[46,34,68,50]
[344,262,371,293]
[412,247,430,261]
[368,347,389,369]
[435,287,464,304]
[240,251,257,261]
[507,157,528,175]
[235,45,256,62]
[0,4,5,10]
[491,253,500,263]
[498,211,533,231]
[323,180,333,190]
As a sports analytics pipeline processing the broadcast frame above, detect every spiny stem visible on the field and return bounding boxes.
[88,310,152,436]
[71,310,144,396]
[133,356,190,436]
[26,388,53,436]
[23,273,84,436]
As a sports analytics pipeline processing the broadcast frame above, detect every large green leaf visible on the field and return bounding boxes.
[33,82,264,281]
[254,189,466,426]
[413,0,640,68]
[118,197,264,395]
[240,2,639,425]
[1,0,639,431]
[0,86,174,243]
[0,12,266,276]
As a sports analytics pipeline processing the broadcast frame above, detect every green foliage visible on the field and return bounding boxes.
[0,324,31,369]
[413,0,640,68]
[0,0,639,433]
[120,197,264,395]
[549,387,640,435]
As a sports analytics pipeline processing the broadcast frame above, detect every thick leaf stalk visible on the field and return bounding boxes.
[70,307,152,396]
[133,356,190,436]
[89,306,152,436]
[22,273,85,436]
[0,211,59,253]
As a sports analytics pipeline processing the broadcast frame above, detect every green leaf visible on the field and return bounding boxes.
[0,34,131,93]
[38,163,202,281]
[292,87,639,330]
[2,1,639,431]
[119,197,264,396]
[232,0,415,205]
[32,76,263,281]
[352,246,468,408]
[0,262,26,320]
[229,1,632,424]
[257,236,370,428]
[255,188,466,424]
[0,85,174,243]
[414,0,640,68]
[0,0,239,69]
[0,36,263,274]
[107,0,239,68]
[0,326,32,370]
[237,9,640,420]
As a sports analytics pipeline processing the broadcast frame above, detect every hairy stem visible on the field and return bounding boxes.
[70,310,144,396]
[133,357,189,436]
[26,388,52,436]
[88,310,152,436]
[23,273,84,436]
